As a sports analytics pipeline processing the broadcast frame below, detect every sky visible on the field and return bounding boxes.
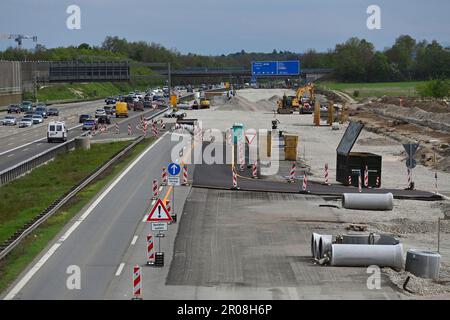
[0,0,449,55]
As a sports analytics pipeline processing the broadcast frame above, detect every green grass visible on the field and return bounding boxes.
[319,81,425,99]
[0,137,155,294]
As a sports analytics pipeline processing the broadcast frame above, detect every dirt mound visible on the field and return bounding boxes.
[216,96,275,112]
[379,96,449,113]
[268,95,281,102]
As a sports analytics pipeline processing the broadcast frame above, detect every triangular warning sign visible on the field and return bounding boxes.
[146,199,173,222]
[245,130,257,145]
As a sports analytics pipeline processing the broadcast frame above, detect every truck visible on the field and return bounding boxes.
[47,121,68,142]
[115,102,129,118]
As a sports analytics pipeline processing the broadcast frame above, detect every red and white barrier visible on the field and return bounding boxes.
[288,162,296,183]
[348,175,352,186]
[161,167,167,186]
[252,162,258,179]
[152,179,158,199]
[232,166,238,189]
[147,234,154,264]
[302,173,308,191]
[182,165,188,186]
[358,174,362,193]
[115,123,119,134]
[165,200,171,215]
[407,168,412,188]
[364,165,369,187]
[143,121,148,135]
[152,121,158,137]
[128,123,132,135]
[324,163,329,185]
[133,265,141,298]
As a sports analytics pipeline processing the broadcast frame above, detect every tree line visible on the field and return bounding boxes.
[1,35,449,83]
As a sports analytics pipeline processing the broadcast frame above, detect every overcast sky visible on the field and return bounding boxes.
[1,0,449,54]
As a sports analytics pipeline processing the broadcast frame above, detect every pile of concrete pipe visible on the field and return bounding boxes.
[311,232,404,269]
[342,193,394,211]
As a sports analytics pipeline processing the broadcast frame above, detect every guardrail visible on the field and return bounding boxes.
[0,107,168,260]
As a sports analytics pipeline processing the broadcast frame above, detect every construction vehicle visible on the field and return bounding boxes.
[0,33,37,49]
[277,83,315,114]
[199,98,210,109]
[115,102,129,118]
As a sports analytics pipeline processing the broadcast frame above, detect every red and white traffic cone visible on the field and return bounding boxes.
[302,173,308,191]
[358,174,362,193]
[182,165,188,186]
[324,163,329,185]
[146,234,155,265]
[348,175,352,186]
[364,165,369,188]
[288,162,296,183]
[232,166,238,189]
[252,162,258,179]
[376,176,380,188]
[152,179,158,200]
[132,265,142,300]
[161,167,167,186]
[128,123,132,135]
[115,123,119,134]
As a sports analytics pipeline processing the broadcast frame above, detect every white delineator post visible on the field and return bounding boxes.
[302,172,308,191]
[128,123,132,135]
[232,166,238,189]
[182,165,188,186]
[252,162,258,179]
[288,162,296,183]
[324,163,329,185]
[358,173,362,193]
[348,175,352,186]
[364,165,369,188]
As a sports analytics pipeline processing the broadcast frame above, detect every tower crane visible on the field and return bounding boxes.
[0,33,37,49]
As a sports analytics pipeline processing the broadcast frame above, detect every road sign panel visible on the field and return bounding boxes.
[406,158,417,169]
[168,176,180,186]
[403,143,419,158]
[151,222,168,231]
[251,60,300,76]
[168,163,181,176]
[147,199,173,222]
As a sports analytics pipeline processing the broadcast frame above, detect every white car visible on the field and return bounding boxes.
[2,115,17,126]
[47,121,68,143]
[94,109,106,117]
[18,118,33,127]
[32,114,44,124]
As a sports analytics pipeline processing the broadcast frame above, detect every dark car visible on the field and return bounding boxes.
[143,100,152,108]
[35,106,48,118]
[103,105,114,115]
[105,97,116,105]
[79,114,90,123]
[20,101,33,112]
[133,101,144,111]
[47,108,59,116]
[7,104,21,113]
[97,115,111,124]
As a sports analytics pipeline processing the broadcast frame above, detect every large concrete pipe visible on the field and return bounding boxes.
[311,233,321,259]
[405,249,441,279]
[318,235,333,259]
[341,233,400,245]
[311,233,332,259]
[342,234,372,244]
[342,193,394,211]
[330,243,404,269]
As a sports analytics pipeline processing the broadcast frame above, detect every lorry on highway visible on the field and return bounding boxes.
[115,102,129,118]
[47,121,68,142]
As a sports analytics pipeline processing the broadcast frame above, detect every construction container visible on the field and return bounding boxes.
[336,122,382,187]
[284,134,298,161]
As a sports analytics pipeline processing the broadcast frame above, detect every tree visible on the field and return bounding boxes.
[367,52,391,82]
[385,35,417,80]
[416,79,450,99]
[78,43,91,50]
[334,37,375,82]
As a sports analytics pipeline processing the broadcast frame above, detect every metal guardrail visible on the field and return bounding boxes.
[0,107,168,260]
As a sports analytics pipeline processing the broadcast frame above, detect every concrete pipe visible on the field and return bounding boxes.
[342,234,372,244]
[405,249,441,279]
[311,233,321,259]
[342,193,394,211]
[374,233,400,245]
[330,243,404,269]
[318,235,333,259]
[311,233,332,259]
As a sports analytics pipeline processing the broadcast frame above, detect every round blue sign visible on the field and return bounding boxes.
[168,163,181,176]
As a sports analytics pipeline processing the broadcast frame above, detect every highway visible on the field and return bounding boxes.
[0,103,167,173]
[3,130,193,299]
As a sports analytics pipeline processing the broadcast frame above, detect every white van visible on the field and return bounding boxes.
[47,121,68,143]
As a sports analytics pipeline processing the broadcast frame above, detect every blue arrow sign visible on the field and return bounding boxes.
[168,163,181,176]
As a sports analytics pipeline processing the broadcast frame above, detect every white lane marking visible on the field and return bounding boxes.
[142,214,148,223]
[0,124,82,157]
[115,263,125,276]
[7,154,14,157]
[131,235,138,245]
[151,199,156,205]
[159,186,163,191]
[4,243,61,300]
[4,132,169,300]
[7,142,13,146]
[22,148,29,152]
[36,143,42,146]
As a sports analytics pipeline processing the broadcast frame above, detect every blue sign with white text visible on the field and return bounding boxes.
[251,60,300,76]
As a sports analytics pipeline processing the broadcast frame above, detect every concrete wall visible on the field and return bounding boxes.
[0,61,22,107]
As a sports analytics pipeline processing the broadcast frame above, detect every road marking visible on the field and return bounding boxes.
[4,131,169,300]
[7,154,14,158]
[159,186,163,191]
[131,235,138,245]
[4,243,61,300]
[22,148,29,152]
[142,214,148,222]
[7,142,13,146]
[115,263,125,276]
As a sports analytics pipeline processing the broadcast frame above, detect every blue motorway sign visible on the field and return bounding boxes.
[168,163,181,176]
[251,60,300,76]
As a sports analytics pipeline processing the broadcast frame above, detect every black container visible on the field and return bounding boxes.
[336,122,382,188]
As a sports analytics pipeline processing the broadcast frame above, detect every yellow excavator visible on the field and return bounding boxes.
[277,83,315,114]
